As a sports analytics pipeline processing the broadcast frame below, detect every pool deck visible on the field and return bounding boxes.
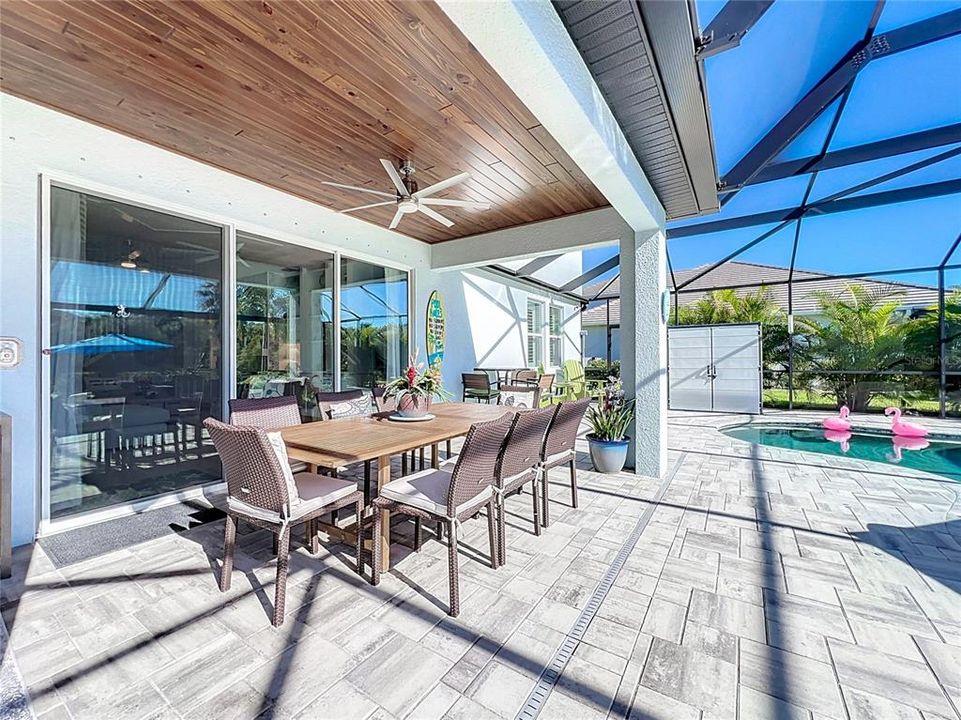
[1,408,959,719]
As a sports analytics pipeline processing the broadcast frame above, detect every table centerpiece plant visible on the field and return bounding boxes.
[384,350,452,418]
[585,377,635,473]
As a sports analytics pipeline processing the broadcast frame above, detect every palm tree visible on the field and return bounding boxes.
[795,284,907,411]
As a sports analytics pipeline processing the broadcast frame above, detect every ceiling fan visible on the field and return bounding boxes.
[323,159,490,230]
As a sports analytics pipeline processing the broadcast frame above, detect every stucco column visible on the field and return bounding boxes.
[619,228,668,477]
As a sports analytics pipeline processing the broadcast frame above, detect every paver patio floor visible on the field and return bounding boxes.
[2,410,959,719]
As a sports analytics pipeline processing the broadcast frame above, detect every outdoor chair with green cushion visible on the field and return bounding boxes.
[462,372,500,403]
[553,360,603,403]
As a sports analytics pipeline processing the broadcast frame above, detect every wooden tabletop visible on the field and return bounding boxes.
[280,402,512,466]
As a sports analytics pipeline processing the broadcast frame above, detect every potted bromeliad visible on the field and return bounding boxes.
[384,350,452,418]
[586,378,635,473]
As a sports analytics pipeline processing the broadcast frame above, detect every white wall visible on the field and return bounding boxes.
[0,95,582,545]
[418,266,582,392]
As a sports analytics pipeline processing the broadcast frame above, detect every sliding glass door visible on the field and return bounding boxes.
[235,232,335,421]
[47,187,225,518]
[45,185,411,523]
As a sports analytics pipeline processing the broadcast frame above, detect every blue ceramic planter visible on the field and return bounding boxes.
[587,434,630,473]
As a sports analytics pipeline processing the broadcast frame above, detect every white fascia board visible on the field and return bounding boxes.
[431,206,629,271]
[436,0,665,234]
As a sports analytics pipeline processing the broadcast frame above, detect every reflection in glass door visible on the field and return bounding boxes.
[47,187,225,518]
[341,257,409,389]
[235,232,334,422]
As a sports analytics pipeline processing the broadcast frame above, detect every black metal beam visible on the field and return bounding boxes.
[514,254,563,278]
[587,273,620,304]
[670,179,961,238]
[697,1,774,58]
[720,9,961,193]
[726,125,961,189]
[560,255,620,292]
[941,231,961,267]
[673,264,960,294]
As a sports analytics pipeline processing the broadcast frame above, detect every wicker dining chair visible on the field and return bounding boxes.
[513,369,538,385]
[539,397,592,526]
[228,396,307,473]
[535,373,556,407]
[369,415,512,616]
[493,406,557,566]
[204,418,363,626]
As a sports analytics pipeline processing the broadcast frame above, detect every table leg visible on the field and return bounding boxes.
[377,454,391,572]
[431,443,440,470]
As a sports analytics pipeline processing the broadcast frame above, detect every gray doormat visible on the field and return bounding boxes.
[38,501,225,569]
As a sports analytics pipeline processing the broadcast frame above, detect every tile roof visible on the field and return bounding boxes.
[581,261,939,326]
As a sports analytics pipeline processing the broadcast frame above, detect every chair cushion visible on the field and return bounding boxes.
[544,449,574,467]
[379,468,492,518]
[266,431,300,508]
[328,394,373,419]
[288,473,358,520]
[465,388,499,397]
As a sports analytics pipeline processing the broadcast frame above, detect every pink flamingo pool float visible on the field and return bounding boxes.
[885,407,929,438]
[822,406,851,432]
[823,429,852,453]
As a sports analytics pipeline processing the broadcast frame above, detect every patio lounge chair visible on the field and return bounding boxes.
[554,360,603,403]
[369,415,511,616]
[540,398,591,526]
[462,372,500,403]
[493,405,557,565]
[204,418,363,626]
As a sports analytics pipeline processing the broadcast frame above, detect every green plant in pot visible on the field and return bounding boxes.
[586,378,635,473]
[384,350,451,418]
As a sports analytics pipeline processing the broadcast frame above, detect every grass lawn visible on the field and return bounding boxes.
[763,388,942,415]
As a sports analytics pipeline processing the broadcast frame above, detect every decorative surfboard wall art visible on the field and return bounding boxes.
[426,290,446,369]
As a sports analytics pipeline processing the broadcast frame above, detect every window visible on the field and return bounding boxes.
[527,300,545,367]
[340,257,409,389]
[549,306,563,367]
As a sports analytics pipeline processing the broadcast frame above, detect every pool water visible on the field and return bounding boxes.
[723,425,961,481]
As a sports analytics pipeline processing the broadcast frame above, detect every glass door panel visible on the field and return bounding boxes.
[235,232,334,421]
[48,187,225,518]
[340,258,409,389]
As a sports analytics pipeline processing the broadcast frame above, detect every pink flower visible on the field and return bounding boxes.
[407,366,417,385]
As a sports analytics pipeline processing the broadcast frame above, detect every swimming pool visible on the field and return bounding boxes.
[723,425,961,481]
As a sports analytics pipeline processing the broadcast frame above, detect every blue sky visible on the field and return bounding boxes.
[583,0,961,291]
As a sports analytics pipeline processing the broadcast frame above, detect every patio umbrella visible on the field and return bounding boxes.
[50,333,174,354]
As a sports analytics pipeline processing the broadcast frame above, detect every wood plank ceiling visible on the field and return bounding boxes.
[0,0,608,243]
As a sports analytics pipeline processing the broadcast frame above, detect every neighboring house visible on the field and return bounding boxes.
[582,261,940,362]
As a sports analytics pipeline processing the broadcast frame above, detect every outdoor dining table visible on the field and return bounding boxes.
[474,366,527,387]
[280,401,512,571]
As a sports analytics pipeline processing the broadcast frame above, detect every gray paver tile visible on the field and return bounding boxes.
[739,638,845,718]
[640,637,736,719]
[828,639,955,718]
[346,634,451,717]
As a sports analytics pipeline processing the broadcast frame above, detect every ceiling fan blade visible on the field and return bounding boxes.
[380,159,410,197]
[413,172,470,199]
[418,205,454,228]
[321,181,396,199]
[388,208,405,230]
[419,198,491,209]
[340,201,395,213]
